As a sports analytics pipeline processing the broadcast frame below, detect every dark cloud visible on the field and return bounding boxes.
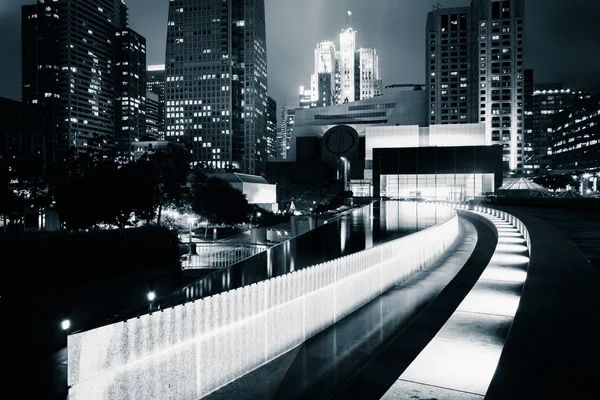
[0,0,599,107]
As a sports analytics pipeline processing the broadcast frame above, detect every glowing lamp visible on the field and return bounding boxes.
[147,291,156,301]
[61,319,71,331]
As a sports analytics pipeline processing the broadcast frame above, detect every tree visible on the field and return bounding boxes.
[190,171,252,228]
[0,153,48,232]
[142,144,190,226]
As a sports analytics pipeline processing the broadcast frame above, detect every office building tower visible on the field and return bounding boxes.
[426,0,525,175]
[145,92,161,140]
[147,64,165,139]
[472,0,525,174]
[552,94,600,173]
[301,29,380,108]
[339,28,357,103]
[266,96,277,160]
[0,97,45,163]
[21,0,145,161]
[115,28,147,159]
[426,7,474,126]
[526,84,590,174]
[299,87,313,109]
[279,106,296,159]
[358,48,382,100]
[165,0,268,174]
[523,68,534,173]
[21,1,60,164]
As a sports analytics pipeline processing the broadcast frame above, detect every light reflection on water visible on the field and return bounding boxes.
[117,201,454,320]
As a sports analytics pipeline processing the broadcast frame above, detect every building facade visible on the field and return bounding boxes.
[115,28,147,159]
[21,0,145,161]
[524,84,590,175]
[472,0,525,175]
[552,94,600,173]
[266,96,277,160]
[426,0,525,175]
[147,65,166,140]
[0,97,45,163]
[301,29,381,108]
[165,0,268,174]
[145,91,161,140]
[426,7,474,126]
[279,106,295,159]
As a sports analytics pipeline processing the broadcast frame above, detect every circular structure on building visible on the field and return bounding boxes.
[323,125,358,155]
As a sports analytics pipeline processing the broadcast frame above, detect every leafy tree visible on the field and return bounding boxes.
[190,171,252,228]
[532,174,577,191]
[0,153,48,232]
[142,144,190,226]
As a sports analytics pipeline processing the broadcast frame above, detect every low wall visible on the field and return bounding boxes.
[67,213,460,400]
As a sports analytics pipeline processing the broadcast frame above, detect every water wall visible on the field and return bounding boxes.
[67,213,459,399]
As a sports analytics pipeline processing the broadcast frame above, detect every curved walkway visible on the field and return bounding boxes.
[485,206,600,399]
[380,209,529,399]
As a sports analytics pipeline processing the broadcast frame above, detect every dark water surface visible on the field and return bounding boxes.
[112,201,454,326]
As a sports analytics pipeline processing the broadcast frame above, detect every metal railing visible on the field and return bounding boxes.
[181,243,269,269]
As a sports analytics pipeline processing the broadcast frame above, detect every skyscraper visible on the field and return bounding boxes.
[145,91,161,141]
[147,65,165,140]
[339,28,357,103]
[266,96,277,160]
[426,7,474,125]
[526,83,590,174]
[115,28,147,159]
[21,0,145,161]
[301,30,381,108]
[472,0,525,175]
[165,0,268,174]
[426,0,525,175]
[279,106,296,159]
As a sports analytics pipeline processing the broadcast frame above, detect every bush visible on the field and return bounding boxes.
[0,227,180,298]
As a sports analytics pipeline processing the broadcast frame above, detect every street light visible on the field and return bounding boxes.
[61,319,71,331]
[147,291,156,301]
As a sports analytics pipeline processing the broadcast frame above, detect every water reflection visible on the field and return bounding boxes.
[115,201,454,321]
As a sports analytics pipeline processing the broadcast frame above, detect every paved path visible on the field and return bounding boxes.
[381,212,528,399]
[485,206,600,399]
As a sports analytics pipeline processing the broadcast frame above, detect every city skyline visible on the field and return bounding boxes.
[1,0,599,111]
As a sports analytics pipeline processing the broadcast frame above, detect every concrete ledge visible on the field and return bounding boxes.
[67,211,460,400]
[484,207,600,399]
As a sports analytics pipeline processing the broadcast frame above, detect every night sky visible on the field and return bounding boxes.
[0,0,599,110]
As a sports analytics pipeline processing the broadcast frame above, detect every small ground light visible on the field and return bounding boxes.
[147,291,156,301]
[256,212,262,217]
[61,319,71,331]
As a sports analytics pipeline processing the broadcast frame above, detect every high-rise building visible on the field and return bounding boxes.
[115,28,147,159]
[266,96,277,160]
[358,48,382,100]
[299,86,313,109]
[21,1,60,164]
[0,97,45,163]
[472,0,525,175]
[426,0,525,175]
[301,29,380,108]
[147,65,165,140]
[552,94,600,173]
[339,28,357,103]
[165,0,268,174]
[279,106,296,159]
[145,91,161,141]
[525,84,590,174]
[21,0,145,161]
[426,7,474,126]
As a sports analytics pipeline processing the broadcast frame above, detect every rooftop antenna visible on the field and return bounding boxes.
[433,3,443,11]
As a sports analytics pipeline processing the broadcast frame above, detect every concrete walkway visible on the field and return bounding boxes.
[381,211,528,399]
[485,207,600,399]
